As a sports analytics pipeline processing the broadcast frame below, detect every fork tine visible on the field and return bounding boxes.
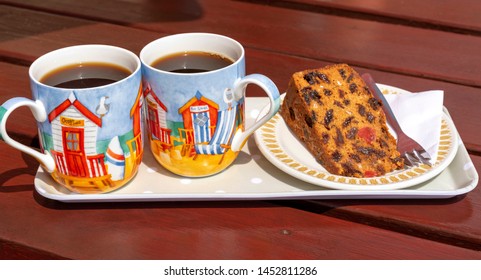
[363,73,433,169]
[414,149,432,167]
[407,152,423,165]
[401,153,417,168]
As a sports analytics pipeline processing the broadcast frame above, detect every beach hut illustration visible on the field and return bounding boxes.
[128,85,144,164]
[178,91,219,156]
[143,83,171,151]
[193,89,239,163]
[48,92,112,187]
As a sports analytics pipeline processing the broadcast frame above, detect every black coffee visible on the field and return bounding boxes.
[151,51,234,73]
[40,62,131,89]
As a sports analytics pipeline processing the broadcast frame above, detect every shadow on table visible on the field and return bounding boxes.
[0,0,203,60]
[0,136,40,193]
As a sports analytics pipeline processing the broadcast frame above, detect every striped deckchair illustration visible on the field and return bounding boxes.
[192,111,212,144]
[194,105,238,156]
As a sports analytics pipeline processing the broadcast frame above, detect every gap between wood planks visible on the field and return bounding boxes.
[276,199,481,251]
[236,0,481,36]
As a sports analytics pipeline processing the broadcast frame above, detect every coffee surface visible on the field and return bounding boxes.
[40,62,131,89]
[151,51,234,73]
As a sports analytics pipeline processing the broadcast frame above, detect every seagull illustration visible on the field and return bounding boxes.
[223,88,234,109]
[96,96,110,117]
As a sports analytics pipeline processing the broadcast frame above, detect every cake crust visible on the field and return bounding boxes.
[280,64,404,177]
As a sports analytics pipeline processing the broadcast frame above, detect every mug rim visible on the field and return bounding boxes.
[29,44,141,91]
[140,32,245,76]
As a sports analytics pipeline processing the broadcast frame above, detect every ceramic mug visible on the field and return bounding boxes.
[0,45,143,194]
[140,33,280,177]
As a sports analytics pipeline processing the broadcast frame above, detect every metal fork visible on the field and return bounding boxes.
[361,73,432,168]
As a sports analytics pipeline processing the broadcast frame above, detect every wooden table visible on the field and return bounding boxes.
[1,0,481,259]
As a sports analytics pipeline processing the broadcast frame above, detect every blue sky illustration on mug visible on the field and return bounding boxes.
[143,57,245,122]
[32,73,140,141]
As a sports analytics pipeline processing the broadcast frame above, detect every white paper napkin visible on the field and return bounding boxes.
[383,89,444,164]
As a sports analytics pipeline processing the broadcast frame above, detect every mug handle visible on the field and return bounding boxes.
[0,97,56,173]
[230,74,281,152]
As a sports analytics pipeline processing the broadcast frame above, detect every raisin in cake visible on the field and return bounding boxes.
[280,64,404,177]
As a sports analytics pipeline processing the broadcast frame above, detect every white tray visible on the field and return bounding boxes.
[35,97,479,202]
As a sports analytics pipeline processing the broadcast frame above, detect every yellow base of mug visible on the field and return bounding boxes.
[50,163,140,194]
[151,142,238,177]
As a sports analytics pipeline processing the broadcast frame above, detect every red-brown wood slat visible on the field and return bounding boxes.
[285,154,481,250]
[251,0,481,34]
[2,0,481,88]
[1,241,66,259]
[0,5,166,62]
[1,5,481,153]
[3,195,481,259]
[286,149,481,249]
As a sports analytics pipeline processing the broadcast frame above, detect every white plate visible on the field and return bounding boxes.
[254,86,459,191]
[34,97,477,202]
